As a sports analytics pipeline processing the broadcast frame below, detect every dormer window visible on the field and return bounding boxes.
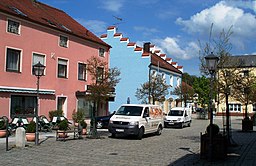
[59,35,68,48]
[99,48,105,57]
[7,19,20,34]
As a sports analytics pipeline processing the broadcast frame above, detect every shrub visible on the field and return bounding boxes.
[0,120,6,130]
[58,120,69,130]
[206,123,220,136]
[26,121,36,133]
[80,120,87,129]
[49,110,63,121]
[72,110,85,123]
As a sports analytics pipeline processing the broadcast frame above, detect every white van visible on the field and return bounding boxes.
[108,104,164,139]
[164,107,192,128]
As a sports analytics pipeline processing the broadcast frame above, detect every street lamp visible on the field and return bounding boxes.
[205,52,219,160]
[32,62,45,145]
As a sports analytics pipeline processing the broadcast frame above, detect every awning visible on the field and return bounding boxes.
[76,90,115,102]
[0,86,55,95]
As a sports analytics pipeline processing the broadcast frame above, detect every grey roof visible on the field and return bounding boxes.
[224,55,256,68]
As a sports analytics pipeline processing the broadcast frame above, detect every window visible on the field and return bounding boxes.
[78,63,87,81]
[58,59,68,78]
[11,95,37,117]
[59,35,68,47]
[6,48,21,72]
[96,67,104,83]
[228,104,241,112]
[99,48,105,57]
[170,76,173,87]
[7,19,20,34]
[177,78,181,87]
[253,104,256,112]
[77,98,92,118]
[32,53,45,73]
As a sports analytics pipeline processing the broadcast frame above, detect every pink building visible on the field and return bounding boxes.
[0,0,111,120]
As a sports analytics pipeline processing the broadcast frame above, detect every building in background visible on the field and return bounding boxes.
[101,26,183,114]
[0,0,111,119]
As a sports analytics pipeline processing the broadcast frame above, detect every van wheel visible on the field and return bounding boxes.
[179,123,184,129]
[111,133,116,138]
[156,125,163,135]
[137,127,144,140]
[188,121,191,127]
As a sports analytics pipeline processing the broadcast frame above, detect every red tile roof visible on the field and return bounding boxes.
[114,33,122,37]
[0,0,110,47]
[166,57,172,61]
[127,42,136,46]
[151,54,182,74]
[108,26,116,30]
[120,37,128,41]
[100,34,107,38]
[134,46,142,51]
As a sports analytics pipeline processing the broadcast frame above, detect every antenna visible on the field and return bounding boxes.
[112,15,125,29]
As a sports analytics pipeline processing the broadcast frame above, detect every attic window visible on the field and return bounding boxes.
[9,6,27,17]
[42,18,56,26]
[61,24,71,32]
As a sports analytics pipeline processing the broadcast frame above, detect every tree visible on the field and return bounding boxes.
[192,76,211,108]
[136,74,169,104]
[86,56,121,138]
[171,82,194,107]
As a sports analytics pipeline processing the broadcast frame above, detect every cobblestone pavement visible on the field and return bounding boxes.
[0,115,255,166]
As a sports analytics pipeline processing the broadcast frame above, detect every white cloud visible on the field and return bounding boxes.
[153,37,200,60]
[224,0,256,13]
[176,1,256,50]
[100,0,124,13]
[75,19,107,34]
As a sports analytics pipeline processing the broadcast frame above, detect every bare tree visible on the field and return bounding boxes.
[86,56,121,138]
[136,74,169,104]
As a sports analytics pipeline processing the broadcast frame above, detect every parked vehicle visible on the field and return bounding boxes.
[108,104,164,139]
[96,112,115,129]
[164,107,192,128]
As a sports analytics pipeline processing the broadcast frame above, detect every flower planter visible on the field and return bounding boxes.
[242,119,253,131]
[0,130,6,138]
[200,133,227,160]
[26,133,35,142]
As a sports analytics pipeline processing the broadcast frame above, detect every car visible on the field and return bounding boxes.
[96,112,115,129]
[164,107,192,128]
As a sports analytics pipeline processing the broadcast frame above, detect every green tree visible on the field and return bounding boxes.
[86,56,121,138]
[136,74,169,104]
[172,82,194,107]
[192,76,210,108]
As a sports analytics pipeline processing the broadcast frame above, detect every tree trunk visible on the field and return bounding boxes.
[225,93,230,145]
[89,100,99,138]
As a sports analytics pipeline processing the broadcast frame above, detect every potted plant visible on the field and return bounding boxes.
[80,120,87,135]
[0,119,7,138]
[200,123,227,159]
[26,121,36,142]
[58,120,69,138]
[72,109,85,126]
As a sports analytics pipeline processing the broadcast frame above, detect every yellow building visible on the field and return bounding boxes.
[216,55,256,117]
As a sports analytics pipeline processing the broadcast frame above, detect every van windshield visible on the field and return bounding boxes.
[168,110,183,116]
[115,106,143,116]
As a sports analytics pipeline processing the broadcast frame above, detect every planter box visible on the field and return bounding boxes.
[200,133,227,160]
[242,119,253,131]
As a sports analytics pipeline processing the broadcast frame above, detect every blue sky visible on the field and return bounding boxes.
[39,0,256,76]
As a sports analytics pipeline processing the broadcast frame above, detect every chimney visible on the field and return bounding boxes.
[143,42,151,53]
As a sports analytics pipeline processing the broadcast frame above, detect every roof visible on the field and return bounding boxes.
[151,54,182,74]
[0,0,110,47]
[224,55,256,68]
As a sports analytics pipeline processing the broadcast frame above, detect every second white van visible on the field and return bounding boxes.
[164,107,192,128]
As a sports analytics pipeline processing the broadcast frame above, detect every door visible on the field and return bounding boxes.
[142,107,151,133]
[57,97,67,117]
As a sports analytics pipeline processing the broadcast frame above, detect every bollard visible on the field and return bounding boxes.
[16,127,26,148]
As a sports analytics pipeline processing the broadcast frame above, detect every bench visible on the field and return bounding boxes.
[56,127,80,141]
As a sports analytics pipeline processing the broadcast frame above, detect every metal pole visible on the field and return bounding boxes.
[148,65,151,104]
[209,73,214,160]
[35,75,40,145]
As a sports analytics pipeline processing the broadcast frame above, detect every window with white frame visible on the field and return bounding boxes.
[170,76,173,87]
[59,35,68,47]
[32,53,45,73]
[6,48,21,72]
[7,19,20,34]
[78,63,87,81]
[228,104,241,112]
[99,48,105,57]
[58,59,68,78]
[177,78,181,87]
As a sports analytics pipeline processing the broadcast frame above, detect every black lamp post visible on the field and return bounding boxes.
[205,52,219,160]
[32,62,45,145]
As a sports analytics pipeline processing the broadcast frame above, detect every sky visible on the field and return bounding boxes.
[39,0,256,76]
